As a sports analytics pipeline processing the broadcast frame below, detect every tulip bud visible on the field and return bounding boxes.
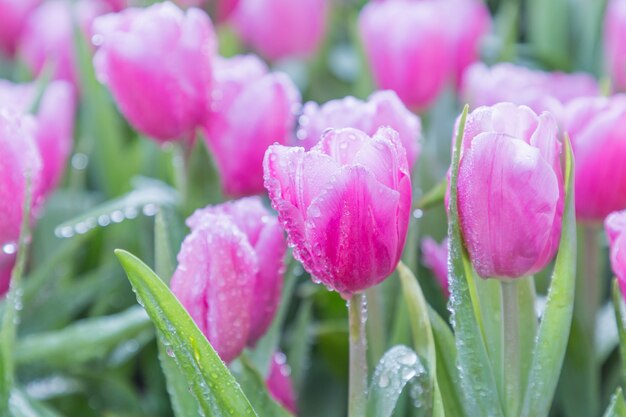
[232,0,327,60]
[562,95,626,221]
[606,210,626,297]
[0,79,76,199]
[456,103,563,279]
[358,0,452,110]
[19,0,111,87]
[421,237,449,296]
[295,90,422,169]
[264,127,412,296]
[605,0,626,92]
[266,352,297,414]
[93,1,216,141]
[0,0,40,57]
[204,55,300,196]
[0,110,42,269]
[462,62,599,120]
[171,197,286,362]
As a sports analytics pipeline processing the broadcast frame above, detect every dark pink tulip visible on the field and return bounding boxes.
[0,79,76,199]
[232,0,327,60]
[214,0,240,21]
[204,55,300,196]
[0,255,14,297]
[605,0,626,92]
[266,352,297,414]
[295,90,422,169]
[171,197,286,362]
[93,2,216,141]
[456,103,563,279]
[421,237,449,296]
[462,62,599,120]
[562,95,626,221]
[18,0,111,87]
[359,0,458,110]
[264,127,412,296]
[0,0,40,56]
[606,210,626,296]
[0,111,42,265]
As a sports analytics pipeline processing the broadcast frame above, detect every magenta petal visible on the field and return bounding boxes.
[170,214,257,363]
[266,352,298,414]
[458,133,560,278]
[305,166,402,295]
[421,237,449,296]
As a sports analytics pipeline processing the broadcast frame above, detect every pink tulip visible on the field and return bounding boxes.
[93,1,216,141]
[171,197,286,362]
[232,0,327,60]
[204,55,300,196]
[606,210,626,297]
[18,0,111,87]
[456,103,563,279]
[0,79,75,199]
[266,352,297,414]
[421,237,449,296]
[605,0,626,92]
[214,0,239,21]
[359,0,453,110]
[562,95,626,221]
[0,0,41,56]
[295,90,422,169]
[0,110,42,267]
[0,254,14,297]
[462,62,599,121]
[264,127,412,296]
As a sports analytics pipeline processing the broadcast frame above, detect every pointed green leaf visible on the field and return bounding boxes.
[416,178,447,210]
[612,280,626,384]
[9,390,64,417]
[367,345,429,417]
[604,388,626,417]
[115,249,258,417]
[447,105,504,417]
[520,136,577,417]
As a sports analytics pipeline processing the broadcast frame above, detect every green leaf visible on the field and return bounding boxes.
[397,261,444,417]
[9,390,64,417]
[612,280,626,384]
[527,0,570,69]
[447,105,504,417]
[154,209,201,417]
[416,178,447,210]
[0,176,33,414]
[287,298,313,392]
[54,178,179,239]
[366,345,428,417]
[14,306,152,365]
[231,355,294,417]
[520,136,577,417]
[115,249,258,417]
[604,388,626,417]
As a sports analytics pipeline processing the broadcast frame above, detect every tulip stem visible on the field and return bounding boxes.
[501,280,520,417]
[348,292,368,417]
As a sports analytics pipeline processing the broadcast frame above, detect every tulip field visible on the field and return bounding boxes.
[2,0,626,416]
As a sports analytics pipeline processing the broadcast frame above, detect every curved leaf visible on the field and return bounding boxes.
[612,280,626,384]
[520,136,577,417]
[367,345,428,417]
[447,105,504,417]
[115,249,258,417]
[604,388,626,417]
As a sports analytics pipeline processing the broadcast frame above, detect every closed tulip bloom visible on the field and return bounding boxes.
[266,352,297,414]
[232,0,327,60]
[264,127,412,295]
[606,210,626,296]
[19,0,111,87]
[204,55,300,196]
[605,0,626,92]
[171,197,286,362]
[0,110,42,262]
[456,103,563,279]
[295,90,422,169]
[562,95,626,221]
[0,0,40,56]
[462,62,599,120]
[93,2,216,141]
[0,79,76,199]
[421,237,449,296]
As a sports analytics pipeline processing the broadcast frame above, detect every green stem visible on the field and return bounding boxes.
[365,287,385,367]
[582,225,601,331]
[348,292,368,417]
[501,280,520,417]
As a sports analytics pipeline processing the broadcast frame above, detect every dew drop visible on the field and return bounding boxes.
[91,34,104,46]
[2,242,17,255]
[412,209,423,219]
[71,153,89,170]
